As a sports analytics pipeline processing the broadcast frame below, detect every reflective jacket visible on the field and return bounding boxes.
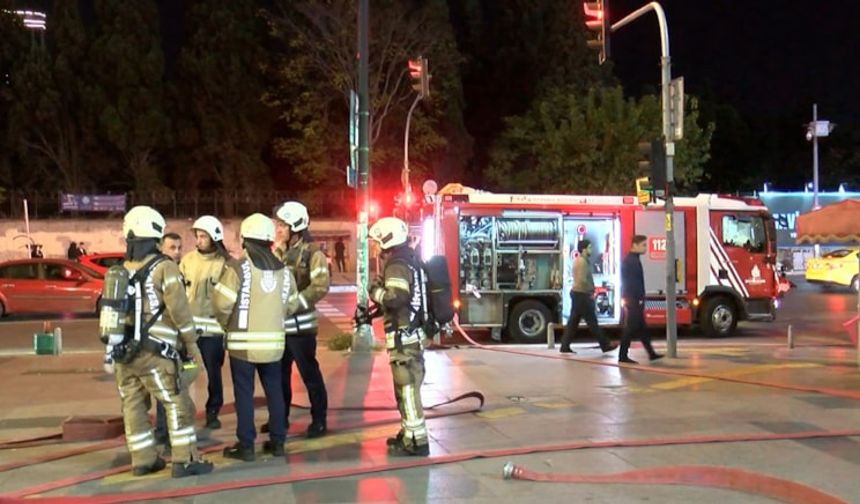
[180,249,227,336]
[276,239,329,336]
[123,254,197,354]
[212,253,298,363]
[370,246,426,350]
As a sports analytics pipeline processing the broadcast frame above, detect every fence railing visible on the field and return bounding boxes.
[1,189,356,219]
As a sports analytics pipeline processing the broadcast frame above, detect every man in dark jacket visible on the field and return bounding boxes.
[619,235,663,364]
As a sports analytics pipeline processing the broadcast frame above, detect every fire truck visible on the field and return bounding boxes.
[418,190,780,341]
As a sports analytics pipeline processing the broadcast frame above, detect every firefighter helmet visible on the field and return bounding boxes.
[369,217,409,250]
[192,215,224,242]
[275,201,309,232]
[240,213,276,242]
[123,206,165,239]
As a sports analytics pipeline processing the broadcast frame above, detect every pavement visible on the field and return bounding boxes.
[2,321,860,502]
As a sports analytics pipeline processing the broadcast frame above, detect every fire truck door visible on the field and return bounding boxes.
[561,216,622,325]
[634,210,687,295]
[712,212,775,299]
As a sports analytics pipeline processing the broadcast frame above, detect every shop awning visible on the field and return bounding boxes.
[795,199,860,244]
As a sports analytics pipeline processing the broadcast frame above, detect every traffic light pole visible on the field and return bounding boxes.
[612,2,677,357]
[352,0,374,352]
[402,93,423,198]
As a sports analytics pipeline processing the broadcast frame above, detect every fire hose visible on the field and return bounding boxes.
[2,318,856,503]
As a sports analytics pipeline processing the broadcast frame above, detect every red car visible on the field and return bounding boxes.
[77,252,125,276]
[0,259,104,317]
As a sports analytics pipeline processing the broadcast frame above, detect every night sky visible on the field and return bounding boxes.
[611,0,860,122]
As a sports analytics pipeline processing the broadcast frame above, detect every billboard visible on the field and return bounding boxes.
[59,193,127,213]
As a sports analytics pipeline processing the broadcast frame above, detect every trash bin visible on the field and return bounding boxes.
[33,332,55,355]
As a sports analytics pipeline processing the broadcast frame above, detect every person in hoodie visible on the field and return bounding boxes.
[213,214,298,461]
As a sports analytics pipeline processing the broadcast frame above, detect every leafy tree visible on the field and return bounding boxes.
[446,0,613,179]
[170,0,272,196]
[7,2,96,192]
[0,5,28,193]
[85,0,168,192]
[486,86,713,195]
[265,0,471,188]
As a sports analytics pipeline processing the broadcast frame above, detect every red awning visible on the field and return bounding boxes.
[795,199,860,244]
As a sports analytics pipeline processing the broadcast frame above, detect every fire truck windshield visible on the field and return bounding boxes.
[721,215,768,254]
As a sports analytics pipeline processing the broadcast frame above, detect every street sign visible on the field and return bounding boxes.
[670,77,684,141]
[347,90,359,188]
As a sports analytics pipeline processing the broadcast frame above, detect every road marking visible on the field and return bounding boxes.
[651,363,820,391]
[317,300,354,332]
[476,406,528,419]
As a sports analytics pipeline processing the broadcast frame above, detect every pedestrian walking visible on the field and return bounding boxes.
[559,239,617,354]
[619,234,664,364]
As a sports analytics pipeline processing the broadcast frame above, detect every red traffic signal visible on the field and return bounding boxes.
[583,1,608,64]
[407,56,430,98]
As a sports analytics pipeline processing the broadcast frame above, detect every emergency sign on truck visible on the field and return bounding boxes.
[417,190,780,341]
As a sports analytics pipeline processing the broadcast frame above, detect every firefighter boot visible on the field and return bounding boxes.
[263,440,285,457]
[132,456,166,477]
[171,459,214,478]
[205,412,221,430]
[223,442,256,462]
[387,438,430,457]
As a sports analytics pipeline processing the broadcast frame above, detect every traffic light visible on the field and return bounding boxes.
[407,56,430,98]
[636,138,666,194]
[583,1,609,64]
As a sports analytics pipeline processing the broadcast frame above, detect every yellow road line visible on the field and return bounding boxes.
[651,362,819,391]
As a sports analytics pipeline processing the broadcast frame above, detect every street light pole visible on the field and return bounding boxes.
[612,2,677,357]
[352,0,374,352]
[812,103,820,210]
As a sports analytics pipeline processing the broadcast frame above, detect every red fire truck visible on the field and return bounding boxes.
[418,191,780,341]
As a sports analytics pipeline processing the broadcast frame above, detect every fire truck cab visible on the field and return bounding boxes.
[420,191,779,342]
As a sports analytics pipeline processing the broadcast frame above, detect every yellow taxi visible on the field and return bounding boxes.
[805,248,860,292]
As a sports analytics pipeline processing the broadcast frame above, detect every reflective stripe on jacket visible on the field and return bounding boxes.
[180,249,227,336]
[212,254,297,363]
[123,255,196,352]
[278,239,329,336]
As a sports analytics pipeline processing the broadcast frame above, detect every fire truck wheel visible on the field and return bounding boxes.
[700,296,737,338]
[851,275,859,293]
[508,300,551,343]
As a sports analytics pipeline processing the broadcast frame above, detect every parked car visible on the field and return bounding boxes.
[0,259,104,317]
[77,252,125,276]
[805,248,860,292]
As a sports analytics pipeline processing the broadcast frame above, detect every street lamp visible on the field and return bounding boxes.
[805,103,835,211]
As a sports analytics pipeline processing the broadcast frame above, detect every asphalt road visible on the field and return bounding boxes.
[0,279,856,355]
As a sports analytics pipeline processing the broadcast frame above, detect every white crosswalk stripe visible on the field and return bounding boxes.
[316,300,354,332]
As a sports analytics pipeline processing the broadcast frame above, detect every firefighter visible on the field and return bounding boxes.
[110,206,213,478]
[181,215,231,429]
[366,216,430,457]
[267,201,329,438]
[213,214,298,461]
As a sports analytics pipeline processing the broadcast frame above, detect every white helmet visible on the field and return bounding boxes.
[369,217,409,250]
[192,215,224,242]
[275,201,309,232]
[240,213,276,242]
[123,206,166,239]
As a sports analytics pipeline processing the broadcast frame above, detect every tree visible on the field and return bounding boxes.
[265,0,471,188]
[446,0,614,181]
[0,5,28,193]
[170,0,272,197]
[85,0,168,192]
[486,86,713,195]
[7,2,96,193]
